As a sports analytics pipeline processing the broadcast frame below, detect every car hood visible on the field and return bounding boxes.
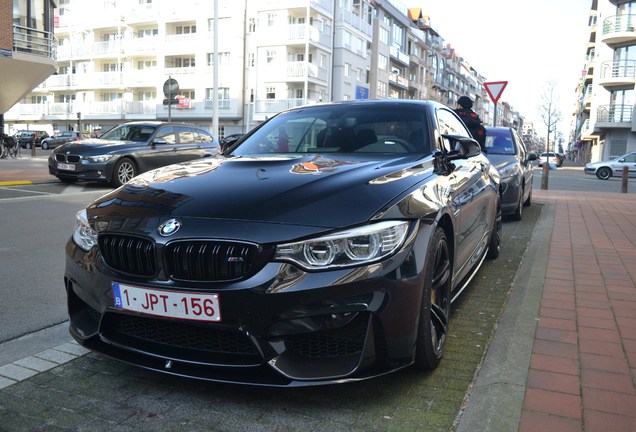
[88,153,435,231]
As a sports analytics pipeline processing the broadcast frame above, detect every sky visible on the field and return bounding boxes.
[419,0,591,140]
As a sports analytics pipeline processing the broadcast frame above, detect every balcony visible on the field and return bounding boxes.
[0,25,57,112]
[601,15,636,45]
[599,60,636,88]
[388,72,409,89]
[596,104,633,129]
[4,98,245,123]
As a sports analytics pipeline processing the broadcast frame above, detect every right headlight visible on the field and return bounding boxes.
[72,209,97,251]
[274,221,410,271]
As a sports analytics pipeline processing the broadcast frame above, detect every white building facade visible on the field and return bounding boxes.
[5,0,493,140]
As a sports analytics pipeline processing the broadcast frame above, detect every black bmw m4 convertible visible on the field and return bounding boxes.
[65,99,501,386]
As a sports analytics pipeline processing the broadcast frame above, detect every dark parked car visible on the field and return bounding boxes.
[41,131,88,150]
[65,100,501,386]
[48,121,219,187]
[584,152,636,180]
[14,130,49,149]
[484,127,537,220]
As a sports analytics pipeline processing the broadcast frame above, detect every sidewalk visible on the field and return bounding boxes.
[458,189,636,431]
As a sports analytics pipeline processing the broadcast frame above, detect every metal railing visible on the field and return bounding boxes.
[596,104,633,123]
[13,25,56,59]
[602,14,636,34]
[600,59,636,79]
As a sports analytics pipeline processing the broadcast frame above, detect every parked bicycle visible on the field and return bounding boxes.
[0,134,20,159]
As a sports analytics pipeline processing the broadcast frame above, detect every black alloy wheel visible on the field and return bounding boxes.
[596,167,612,180]
[112,157,138,187]
[414,227,451,370]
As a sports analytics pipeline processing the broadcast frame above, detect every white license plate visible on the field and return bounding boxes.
[57,162,75,171]
[111,282,221,322]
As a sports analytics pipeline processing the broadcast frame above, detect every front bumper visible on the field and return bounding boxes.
[48,158,114,183]
[65,236,426,387]
[499,175,522,215]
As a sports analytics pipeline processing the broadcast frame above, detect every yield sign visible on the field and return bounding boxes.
[484,81,508,104]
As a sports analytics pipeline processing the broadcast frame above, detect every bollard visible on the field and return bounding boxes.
[622,166,629,193]
[541,161,549,190]
[31,144,36,157]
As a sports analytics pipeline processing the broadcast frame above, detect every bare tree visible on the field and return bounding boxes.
[538,81,562,156]
[538,81,562,189]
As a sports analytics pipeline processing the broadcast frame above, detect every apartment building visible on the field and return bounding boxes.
[0,0,57,133]
[5,0,499,140]
[572,0,636,163]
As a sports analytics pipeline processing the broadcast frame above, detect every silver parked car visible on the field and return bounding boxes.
[484,127,537,220]
[584,152,636,180]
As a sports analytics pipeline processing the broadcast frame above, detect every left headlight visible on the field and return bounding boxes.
[275,221,410,270]
[87,155,114,163]
[72,209,97,251]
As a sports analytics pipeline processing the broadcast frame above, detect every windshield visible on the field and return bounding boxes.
[230,104,431,156]
[100,124,157,142]
[484,132,516,155]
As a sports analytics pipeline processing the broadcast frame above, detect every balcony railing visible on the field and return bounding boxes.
[596,104,633,124]
[600,59,636,85]
[601,15,636,44]
[13,25,56,59]
[603,14,636,34]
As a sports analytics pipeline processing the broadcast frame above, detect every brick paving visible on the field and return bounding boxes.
[519,190,636,432]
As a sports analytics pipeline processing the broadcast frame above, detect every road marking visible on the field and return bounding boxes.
[0,181,32,186]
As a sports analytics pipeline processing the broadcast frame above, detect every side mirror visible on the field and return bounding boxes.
[443,135,481,160]
[152,137,167,147]
[527,151,538,161]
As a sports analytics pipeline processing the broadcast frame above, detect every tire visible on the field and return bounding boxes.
[524,186,532,207]
[487,198,502,259]
[596,167,612,180]
[112,158,137,187]
[42,141,49,150]
[414,227,451,371]
[511,188,523,221]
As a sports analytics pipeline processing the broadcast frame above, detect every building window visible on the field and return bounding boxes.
[378,54,388,71]
[320,54,327,68]
[207,52,230,66]
[176,25,196,34]
[248,18,256,33]
[266,87,276,99]
[266,50,276,63]
[377,81,387,97]
[344,63,351,77]
[267,13,276,27]
[379,27,389,45]
[248,53,255,67]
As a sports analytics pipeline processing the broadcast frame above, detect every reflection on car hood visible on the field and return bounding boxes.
[484,153,517,170]
[55,139,144,154]
[91,154,434,229]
